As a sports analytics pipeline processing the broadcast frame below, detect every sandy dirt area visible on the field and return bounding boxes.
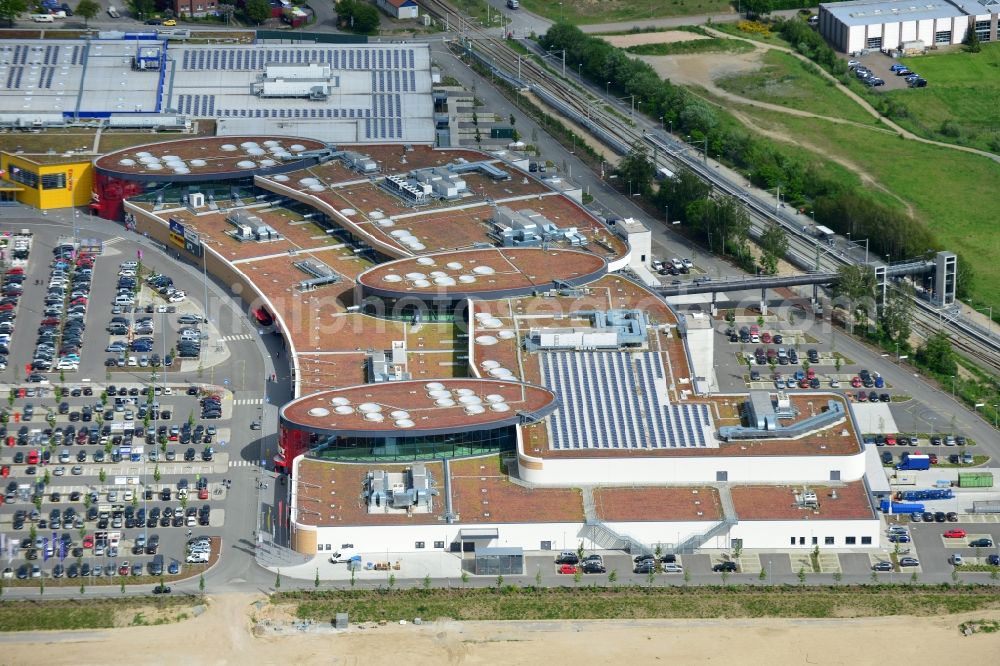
[637,49,767,88]
[2,593,999,665]
[602,30,709,48]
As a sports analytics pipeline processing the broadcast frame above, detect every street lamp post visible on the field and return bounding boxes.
[950,375,956,397]
[606,81,610,99]
[659,115,664,130]
[994,404,998,430]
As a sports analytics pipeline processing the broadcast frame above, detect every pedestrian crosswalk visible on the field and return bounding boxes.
[221,334,254,342]
[230,460,255,467]
[233,398,264,406]
[103,237,125,247]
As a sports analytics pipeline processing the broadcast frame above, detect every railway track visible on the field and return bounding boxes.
[419,0,1000,374]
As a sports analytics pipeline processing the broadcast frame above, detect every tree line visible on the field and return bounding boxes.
[540,22,970,294]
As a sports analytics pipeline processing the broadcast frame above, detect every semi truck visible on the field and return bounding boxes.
[899,488,954,501]
[879,500,926,514]
[896,454,930,471]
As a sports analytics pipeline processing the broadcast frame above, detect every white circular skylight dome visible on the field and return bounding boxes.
[236,160,256,169]
[334,405,354,415]
[465,405,486,415]
[435,398,456,407]
[383,274,403,283]
[118,159,136,166]
[476,335,498,346]
[307,407,330,417]
[358,402,382,413]
[416,257,435,266]
[473,266,495,275]
[446,262,463,270]
[389,410,410,420]
[364,412,385,422]
[425,382,445,390]
[331,397,351,406]
[413,279,432,288]
[395,419,415,428]
[220,144,237,151]
[189,159,207,167]
[272,174,290,182]
[490,403,511,412]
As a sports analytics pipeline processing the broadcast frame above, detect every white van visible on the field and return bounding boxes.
[107,6,120,17]
[114,294,135,306]
[31,14,55,22]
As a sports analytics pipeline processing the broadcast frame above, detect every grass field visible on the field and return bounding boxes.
[626,38,754,56]
[715,50,880,125]
[733,107,1000,308]
[280,585,1000,622]
[886,43,1000,152]
[518,0,732,25]
[0,597,193,631]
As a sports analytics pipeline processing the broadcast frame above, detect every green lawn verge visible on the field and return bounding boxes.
[733,107,1000,309]
[882,43,1000,153]
[518,0,731,25]
[0,597,193,631]
[626,38,754,56]
[715,50,879,125]
[279,585,1000,622]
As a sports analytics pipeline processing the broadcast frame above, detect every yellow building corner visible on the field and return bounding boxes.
[0,152,94,210]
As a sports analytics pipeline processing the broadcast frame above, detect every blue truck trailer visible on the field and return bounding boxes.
[879,500,926,514]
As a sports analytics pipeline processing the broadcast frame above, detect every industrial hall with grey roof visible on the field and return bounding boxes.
[0,38,435,144]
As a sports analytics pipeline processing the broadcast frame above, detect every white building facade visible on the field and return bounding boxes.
[819,0,999,54]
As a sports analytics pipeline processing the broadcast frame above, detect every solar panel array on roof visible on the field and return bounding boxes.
[177,46,420,72]
[539,351,713,450]
[176,94,216,116]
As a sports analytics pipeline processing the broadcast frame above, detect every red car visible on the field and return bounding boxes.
[118,562,131,576]
[885,435,897,446]
[198,487,209,500]
[798,379,810,389]
[857,391,868,402]
[82,535,94,549]
[851,377,862,388]
[806,368,817,380]
[944,529,966,539]
[557,564,579,575]
[761,332,772,344]
[6,267,24,275]
[929,453,938,464]
[0,465,9,478]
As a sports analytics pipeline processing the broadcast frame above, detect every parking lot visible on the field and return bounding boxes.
[0,229,267,588]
